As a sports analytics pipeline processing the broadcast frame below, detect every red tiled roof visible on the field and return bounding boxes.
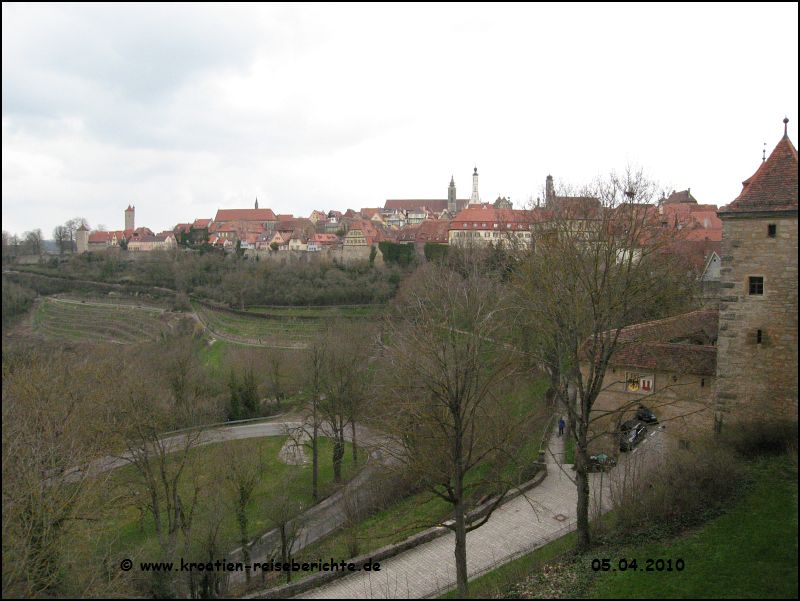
[88,231,113,243]
[614,309,719,344]
[450,206,539,229]
[192,219,212,228]
[276,214,294,221]
[360,208,381,218]
[662,189,699,205]
[311,233,340,244]
[721,130,798,214]
[583,309,719,376]
[608,342,717,376]
[214,208,277,222]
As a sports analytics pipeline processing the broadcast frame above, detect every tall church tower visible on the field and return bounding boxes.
[470,167,480,205]
[448,176,457,214]
[255,197,259,209]
[714,118,798,428]
[125,205,135,230]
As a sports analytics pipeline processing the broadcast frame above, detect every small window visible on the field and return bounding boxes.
[700,378,705,387]
[757,329,763,344]
[748,276,764,295]
[768,224,776,238]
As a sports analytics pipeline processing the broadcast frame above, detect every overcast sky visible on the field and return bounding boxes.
[2,2,798,236]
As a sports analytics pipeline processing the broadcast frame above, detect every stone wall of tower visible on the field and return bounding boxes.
[125,207,135,231]
[715,214,798,424]
[76,228,89,254]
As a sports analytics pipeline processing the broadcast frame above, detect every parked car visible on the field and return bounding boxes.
[588,453,617,472]
[620,421,648,452]
[636,405,658,424]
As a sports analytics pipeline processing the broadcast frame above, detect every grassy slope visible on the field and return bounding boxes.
[448,454,798,599]
[588,456,798,599]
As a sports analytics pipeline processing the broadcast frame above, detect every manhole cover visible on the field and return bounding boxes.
[553,514,568,522]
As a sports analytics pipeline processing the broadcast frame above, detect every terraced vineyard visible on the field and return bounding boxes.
[245,305,384,318]
[194,302,331,348]
[33,298,175,344]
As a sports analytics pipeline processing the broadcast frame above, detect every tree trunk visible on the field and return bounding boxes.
[575,438,591,551]
[312,421,319,502]
[351,420,358,465]
[238,510,250,583]
[333,433,344,484]
[280,524,291,584]
[453,496,469,598]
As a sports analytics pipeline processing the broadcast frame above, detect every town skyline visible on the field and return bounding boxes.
[3,3,798,236]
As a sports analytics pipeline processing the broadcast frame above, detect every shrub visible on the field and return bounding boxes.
[608,439,742,535]
[720,419,799,457]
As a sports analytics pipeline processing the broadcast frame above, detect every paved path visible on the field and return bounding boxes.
[296,428,616,599]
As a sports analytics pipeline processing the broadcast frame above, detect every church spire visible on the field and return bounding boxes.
[255,197,259,209]
[470,167,480,205]
[448,175,457,214]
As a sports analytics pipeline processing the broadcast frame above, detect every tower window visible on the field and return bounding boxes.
[701,378,705,387]
[757,329,763,344]
[748,276,764,295]
[768,224,776,237]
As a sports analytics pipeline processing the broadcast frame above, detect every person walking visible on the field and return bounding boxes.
[558,417,566,437]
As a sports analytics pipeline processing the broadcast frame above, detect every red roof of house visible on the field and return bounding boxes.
[583,309,719,376]
[451,206,539,228]
[276,214,294,221]
[214,208,277,222]
[662,189,699,205]
[173,223,192,233]
[192,218,212,228]
[311,233,341,244]
[360,208,381,218]
[721,125,798,214]
[88,231,113,243]
[398,220,451,243]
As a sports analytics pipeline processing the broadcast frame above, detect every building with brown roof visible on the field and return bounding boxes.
[214,208,278,225]
[714,118,798,427]
[582,309,719,452]
[448,205,538,247]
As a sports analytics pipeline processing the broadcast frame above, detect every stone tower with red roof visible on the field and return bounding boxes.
[714,118,798,428]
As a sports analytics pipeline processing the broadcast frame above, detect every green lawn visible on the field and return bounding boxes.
[443,453,798,599]
[96,436,360,563]
[588,456,798,599]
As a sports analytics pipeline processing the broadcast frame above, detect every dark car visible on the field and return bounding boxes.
[636,405,658,424]
[620,421,648,452]
[588,453,617,472]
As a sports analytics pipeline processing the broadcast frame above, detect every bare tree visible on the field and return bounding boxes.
[263,475,306,584]
[318,323,373,483]
[378,261,530,598]
[23,229,43,256]
[116,385,204,598]
[303,336,328,501]
[52,225,70,255]
[2,348,128,598]
[511,166,698,550]
[225,448,265,584]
